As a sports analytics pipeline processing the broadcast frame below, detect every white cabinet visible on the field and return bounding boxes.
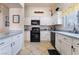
[72,39,79,55]
[65,42,72,55]
[72,46,79,55]
[0,37,11,55]
[55,34,61,53]
[55,33,72,55]
[25,17,31,25]
[61,39,72,55]
[40,17,52,25]
[11,34,23,55]
[40,31,50,41]
[52,11,62,25]
[11,35,20,55]
[0,43,11,55]
[25,31,30,41]
[0,33,23,55]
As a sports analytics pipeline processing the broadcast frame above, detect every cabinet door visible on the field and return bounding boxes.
[40,17,52,25]
[55,39,61,53]
[72,46,79,55]
[18,34,24,50]
[0,44,11,55]
[25,17,31,25]
[11,35,20,55]
[72,39,79,55]
[65,42,72,55]
[41,31,50,41]
[61,40,72,55]
[55,34,61,53]
[60,39,66,55]
[25,31,30,41]
[11,39,19,54]
[11,34,23,55]
[0,37,11,55]
[53,11,62,25]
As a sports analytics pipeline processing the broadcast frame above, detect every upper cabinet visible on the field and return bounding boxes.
[52,11,62,25]
[40,16,52,25]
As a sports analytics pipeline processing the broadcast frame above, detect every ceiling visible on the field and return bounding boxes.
[1,3,23,8]
[24,3,57,7]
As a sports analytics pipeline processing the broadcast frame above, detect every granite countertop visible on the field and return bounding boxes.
[0,30,23,39]
[51,31,79,39]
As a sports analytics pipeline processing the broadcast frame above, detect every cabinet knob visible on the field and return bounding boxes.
[64,38,66,39]
[0,42,4,45]
[77,44,79,45]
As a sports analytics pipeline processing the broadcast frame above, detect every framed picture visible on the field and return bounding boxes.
[13,15,20,23]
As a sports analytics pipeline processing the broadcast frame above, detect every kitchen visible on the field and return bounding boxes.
[0,3,79,55]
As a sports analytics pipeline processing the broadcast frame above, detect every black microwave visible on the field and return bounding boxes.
[31,20,40,25]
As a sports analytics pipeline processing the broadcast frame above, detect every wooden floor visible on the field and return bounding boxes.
[18,41,54,55]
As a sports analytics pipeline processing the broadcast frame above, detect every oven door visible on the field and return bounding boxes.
[31,33,40,42]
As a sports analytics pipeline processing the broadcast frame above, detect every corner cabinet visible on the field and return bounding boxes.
[52,11,62,25]
[0,33,24,55]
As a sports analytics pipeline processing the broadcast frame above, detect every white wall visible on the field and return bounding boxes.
[24,6,53,25]
[9,8,24,30]
[0,5,9,33]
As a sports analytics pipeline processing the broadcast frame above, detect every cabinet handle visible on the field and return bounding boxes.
[71,46,73,48]
[13,42,15,46]
[72,46,75,52]
[77,44,79,45]
[17,36,20,38]
[11,42,15,47]
[64,38,66,39]
[11,43,12,47]
[0,42,4,45]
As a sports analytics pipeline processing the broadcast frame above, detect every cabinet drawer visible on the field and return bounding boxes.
[62,35,72,43]
[0,37,11,47]
[0,44,11,55]
[73,39,79,47]
[12,34,23,41]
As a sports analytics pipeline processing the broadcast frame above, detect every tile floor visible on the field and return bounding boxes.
[18,41,54,55]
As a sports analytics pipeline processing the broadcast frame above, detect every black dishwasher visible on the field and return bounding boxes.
[51,26,56,48]
[51,32,55,48]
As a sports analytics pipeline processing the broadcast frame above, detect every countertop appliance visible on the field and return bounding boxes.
[31,20,40,25]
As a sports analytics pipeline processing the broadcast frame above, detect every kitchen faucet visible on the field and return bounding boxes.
[73,23,78,33]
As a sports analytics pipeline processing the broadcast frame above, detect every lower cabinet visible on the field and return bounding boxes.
[0,43,12,55]
[55,33,79,55]
[72,46,79,55]
[72,39,79,55]
[11,34,23,55]
[0,37,11,55]
[41,31,50,41]
[0,33,23,55]
[55,34,61,53]
[61,38,72,55]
